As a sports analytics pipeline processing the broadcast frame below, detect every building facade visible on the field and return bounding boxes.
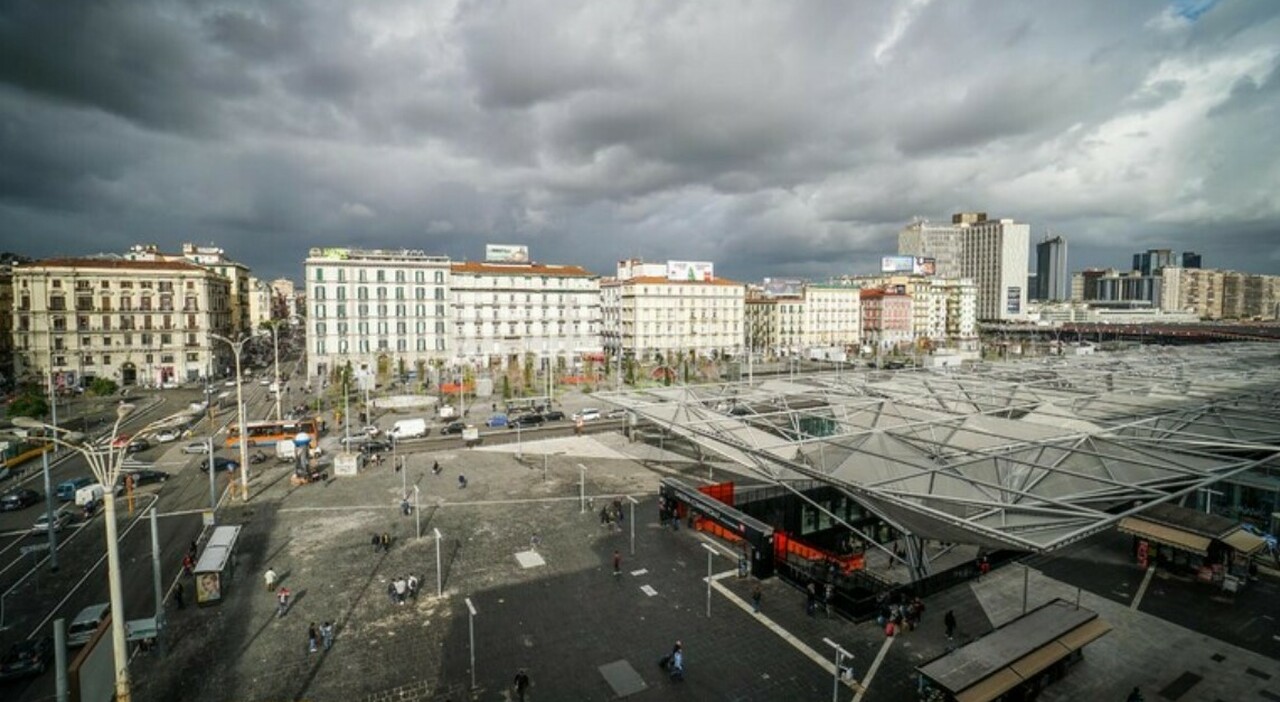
[1160,267,1280,320]
[603,259,745,361]
[860,289,912,350]
[304,248,451,383]
[1034,235,1069,301]
[449,260,602,368]
[12,258,232,388]
[126,243,254,336]
[900,212,1029,321]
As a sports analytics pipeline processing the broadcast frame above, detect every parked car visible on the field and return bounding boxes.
[544,410,566,421]
[510,414,545,429]
[123,469,170,487]
[110,434,132,449]
[359,440,392,455]
[605,409,628,419]
[200,457,240,473]
[573,408,601,422]
[126,437,151,453]
[486,413,509,428]
[155,429,180,443]
[440,420,467,435]
[0,637,53,681]
[0,488,41,512]
[32,510,72,533]
[258,377,271,386]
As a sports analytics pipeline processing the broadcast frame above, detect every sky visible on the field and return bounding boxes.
[1,0,1278,284]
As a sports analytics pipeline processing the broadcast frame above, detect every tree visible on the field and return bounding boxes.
[87,377,119,397]
[7,389,48,418]
[502,375,512,400]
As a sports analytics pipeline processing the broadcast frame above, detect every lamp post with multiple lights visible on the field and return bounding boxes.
[211,332,254,501]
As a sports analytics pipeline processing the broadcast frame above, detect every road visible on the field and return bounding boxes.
[0,374,285,701]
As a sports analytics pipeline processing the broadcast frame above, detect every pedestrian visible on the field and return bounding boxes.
[512,668,530,701]
[806,582,817,616]
[394,576,408,605]
[182,553,195,576]
[386,580,397,605]
[978,556,990,579]
[432,460,441,475]
[530,532,542,551]
[1126,687,1144,702]
[613,550,622,576]
[265,566,278,592]
[669,648,684,681]
[308,622,319,653]
[751,583,762,613]
[370,533,380,553]
[824,582,834,618]
[458,474,467,489]
[380,532,391,552]
[320,621,334,651]
[401,497,411,516]
[944,609,957,640]
[276,587,291,618]
[407,574,420,601]
[174,581,185,610]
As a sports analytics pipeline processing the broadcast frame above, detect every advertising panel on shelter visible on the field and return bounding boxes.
[485,244,530,263]
[666,260,715,282]
[881,255,915,273]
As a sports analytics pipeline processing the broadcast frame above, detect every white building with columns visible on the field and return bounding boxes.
[603,259,745,361]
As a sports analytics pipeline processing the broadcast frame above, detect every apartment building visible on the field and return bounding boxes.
[11,258,232,387]
[450,259,601,368]
[899,213,1029,321]
[745,282,864,357]
[1160,267,1280,320]
[603,259,745,361]
[860,289,912,350]
[304,248,451,382]
[126,243,253,336]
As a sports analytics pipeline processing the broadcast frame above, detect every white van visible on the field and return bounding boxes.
[68,603,111,647]
[75,484,104,507]
[389,418,428,440]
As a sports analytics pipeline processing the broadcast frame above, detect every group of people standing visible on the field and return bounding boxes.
[387,574,420,605]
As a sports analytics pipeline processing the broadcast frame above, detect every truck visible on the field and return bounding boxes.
[389,418,428,440]
[438,405,457,420]
[75,484,105,507]
[276,440,297,463]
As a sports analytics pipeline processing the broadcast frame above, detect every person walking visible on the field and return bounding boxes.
[380,532,391,553]
[944,609,957,640]
[978,556,990,579]
[276,587,291,618]
[173,581,185,610]
[407,574,420,601]
[394,576,408,605]
[307,623,319,653]
[669,648,685,681]
[264,566,278,592]
[805,581,818,616]
[320,621,334,651]
[401,497,411,516]
[823,582,835,618]
[512,669,531,701]
[751,583,762,613]
[612,550,622,576]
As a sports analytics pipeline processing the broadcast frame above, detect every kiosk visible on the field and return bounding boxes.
[194,525,242,606]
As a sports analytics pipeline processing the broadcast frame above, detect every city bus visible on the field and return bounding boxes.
[0,435,53,478]
[225,418,324,449]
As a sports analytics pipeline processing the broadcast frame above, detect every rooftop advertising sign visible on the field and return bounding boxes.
[666,260,714,282]
[485,244,530,263]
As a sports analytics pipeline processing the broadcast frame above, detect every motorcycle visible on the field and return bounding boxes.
[249,451,268,465]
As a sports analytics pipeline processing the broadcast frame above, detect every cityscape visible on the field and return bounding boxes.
[1,2,1279,702]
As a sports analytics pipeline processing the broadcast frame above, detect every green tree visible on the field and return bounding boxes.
[88,377,119,397]
[502,375,512,400]
[7,390,48,418]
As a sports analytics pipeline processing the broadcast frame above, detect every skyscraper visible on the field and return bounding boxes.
[899,212,1029,320]
[1132,249,1175,276]
[1181,251,1202,269]
[1034,235,1069,301]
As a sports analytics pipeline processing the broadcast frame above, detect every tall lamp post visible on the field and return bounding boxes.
[264,322,283,421]
[211,332,254,501]
[14,405,169,702]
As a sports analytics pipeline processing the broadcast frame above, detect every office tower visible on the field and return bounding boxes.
[1181,252,1202,269]
[899,212,1030,320]
[1034,235,1069,301]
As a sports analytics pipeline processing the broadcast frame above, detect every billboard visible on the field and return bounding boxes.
[762,278,804,297]
[881,256,915,273]
[485,244,530,263]
[666,260,714,282]
[913,257,936,276]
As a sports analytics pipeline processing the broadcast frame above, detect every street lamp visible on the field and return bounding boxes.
[211,333,253,502]
[821,637,854,702]
[14,405,170,702]
[264,322,283,421]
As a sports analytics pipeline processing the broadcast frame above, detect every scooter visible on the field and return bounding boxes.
[249,451,268,465]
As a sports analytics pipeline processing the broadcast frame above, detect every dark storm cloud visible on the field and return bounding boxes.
[1,0,1279,284]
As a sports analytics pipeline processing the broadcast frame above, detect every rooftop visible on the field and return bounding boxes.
[450,261,597,278]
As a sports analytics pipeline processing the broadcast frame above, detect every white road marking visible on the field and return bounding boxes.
[851,636,894,702]
[1131,565,1157,610]
[640,585,658,597]
[630,568,648,576]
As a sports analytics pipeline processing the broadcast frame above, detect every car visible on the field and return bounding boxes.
[0,637,53,681]
[544,410,566,421]
[155,429,180,443]
[258,377,271,386]
[440,420,466,435]
[359,440,392,455]
[126,437,151,453]
[510,414,545,429]
[573,408,601,422]
[123,469,170,487]
[55,477,93,501]
[201,457,240,473]
[363,425,382,437]
[0,488,41,512]
[110,434,132,449]
[224,379,237,387]
[486,413,509,428]
[182,441,210,454]
[161,380,180,389]
[32,510,73,533]
[605,409,628,419]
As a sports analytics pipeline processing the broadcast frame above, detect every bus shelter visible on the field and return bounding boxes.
[194,525,242,606]
[917,599,1111,702]
[1118,502,1267,592]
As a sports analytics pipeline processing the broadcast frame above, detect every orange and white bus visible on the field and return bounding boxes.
[225,418,324,449]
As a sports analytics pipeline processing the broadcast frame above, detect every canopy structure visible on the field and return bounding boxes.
[597,344,1280,553]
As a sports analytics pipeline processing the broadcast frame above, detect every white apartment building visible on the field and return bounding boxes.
[449,260,602,368]
[746,284,863,356]
[11,258,233,388]
[247,277,274,329]
[899,213,1029,321]
[603,259,745,361]
[304,248,451,383]
[126,243,253,335]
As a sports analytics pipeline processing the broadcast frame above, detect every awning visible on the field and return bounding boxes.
[1220,528,1267,555]
[1009,641,1071,680]
[954,668,1023,702]
[1056,617,1112,652]
[1118,517,1211,556]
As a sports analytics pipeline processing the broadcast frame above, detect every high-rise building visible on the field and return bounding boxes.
[1034,235,1069,301]
[899,212,1029,320]
[12,258,233,388]
[303,247,451,383]
[1132,249,1176,276]
[1181,252,1202,269]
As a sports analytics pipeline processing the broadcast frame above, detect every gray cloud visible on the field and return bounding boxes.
[1,0,1279,285]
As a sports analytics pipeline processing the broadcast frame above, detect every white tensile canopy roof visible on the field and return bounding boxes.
[596,344,1280,553]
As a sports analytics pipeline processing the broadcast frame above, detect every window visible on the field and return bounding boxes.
[435,271,444,284]
[434,288,444,300]
[417,338,427,351]
[358,270,367,282]
[316,305,326,318]
[161,333,172,344]
[395,270,405,283]
[50,295,66,311]
[102,336,112,346]
[337,269,345,283]
[416,287,426,300]
[376,287,387,299]
[376,270,386,283]
[415,271,425,283]
[395,287,405,300]
[186,353,198,362]
[357,287,368,300]
[314,286,326,300]
[315,269,324,282]
[337,287,346,300]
